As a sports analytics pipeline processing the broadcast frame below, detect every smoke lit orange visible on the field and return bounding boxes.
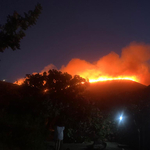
[15,42,150,86]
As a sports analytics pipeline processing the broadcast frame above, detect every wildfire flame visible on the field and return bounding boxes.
[14,42,150,86]
[89,76,138,83]
[14,78,25,85]
[61,42,150,86]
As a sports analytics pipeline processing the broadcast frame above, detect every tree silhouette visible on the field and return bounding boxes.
[21,70,116,142]
[0,3,42,52]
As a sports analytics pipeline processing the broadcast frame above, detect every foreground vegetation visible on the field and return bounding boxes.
[0,69,150,150]
[0,70,117,150]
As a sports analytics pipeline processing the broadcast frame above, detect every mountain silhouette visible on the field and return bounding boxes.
[84,80,147,110]
[0,80,148,108]
[86,80,146,98]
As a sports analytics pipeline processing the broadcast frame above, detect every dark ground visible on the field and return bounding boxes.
[45,141,133,150]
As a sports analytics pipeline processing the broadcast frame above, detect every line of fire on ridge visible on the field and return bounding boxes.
[88,76,138,83]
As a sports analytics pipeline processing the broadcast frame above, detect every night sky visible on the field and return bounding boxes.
[1,0,150,82]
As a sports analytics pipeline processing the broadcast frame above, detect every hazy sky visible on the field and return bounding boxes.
[1,0,150,82]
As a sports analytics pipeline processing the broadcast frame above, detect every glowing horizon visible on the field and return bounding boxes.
[88,76,138,83]
[14,74,139,86]
[14,42,150,86]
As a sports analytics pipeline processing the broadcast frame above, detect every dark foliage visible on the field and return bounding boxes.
[2,71,150,149]
[21,70,116,143]
[0,3,42,52]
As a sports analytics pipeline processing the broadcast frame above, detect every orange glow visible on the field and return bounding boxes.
[88,76,138,83]
[61,42,150,86]
[14,78,25,85]
[14,42,150,86]
[44,89,48,92]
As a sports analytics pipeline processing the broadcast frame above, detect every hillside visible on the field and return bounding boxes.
[85,80,146,98]
[0,80,20,93]
[0,81,21,103]
[83,80,147,110]
[0,80,146,99]
[0,80,148,107]
[0,80,19,89]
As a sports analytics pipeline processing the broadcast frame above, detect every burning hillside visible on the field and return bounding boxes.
[15,42,150,86]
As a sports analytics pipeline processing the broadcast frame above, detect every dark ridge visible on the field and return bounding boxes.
[87,80,145,93]
[84,80,146,100]
[0,80,19,91]
[0,81,20,102]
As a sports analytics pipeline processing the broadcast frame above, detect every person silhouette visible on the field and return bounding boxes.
[54,117,65,150]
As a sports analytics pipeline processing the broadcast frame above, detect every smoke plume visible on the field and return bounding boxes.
[61,42,150,85]
[15,42,150,86]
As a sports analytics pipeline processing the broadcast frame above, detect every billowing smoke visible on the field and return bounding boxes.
[15,42,150,86]
[14,64,57,85]
[40,64,57,73]
[61,42,150,86]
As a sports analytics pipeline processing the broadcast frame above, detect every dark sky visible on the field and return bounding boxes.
[1,0,150,82]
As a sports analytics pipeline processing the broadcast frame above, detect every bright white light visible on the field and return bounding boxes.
[116,112,126,125]
[119,116,123,121]
[3,79,5,81]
